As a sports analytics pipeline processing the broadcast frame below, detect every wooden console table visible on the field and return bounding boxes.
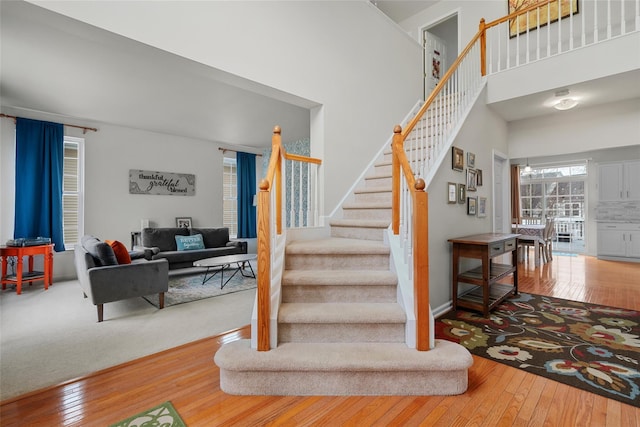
[448,233,519,316]
[1,244,54,295]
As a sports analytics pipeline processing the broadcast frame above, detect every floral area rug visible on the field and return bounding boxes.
[144,262,256,308]
[436,292,640,408]
[110,401,186,427]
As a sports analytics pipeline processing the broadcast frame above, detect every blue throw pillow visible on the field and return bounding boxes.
[175,234,205,251]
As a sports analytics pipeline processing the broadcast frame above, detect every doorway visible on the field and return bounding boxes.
[421,12,459,100]
[493,151,509,233]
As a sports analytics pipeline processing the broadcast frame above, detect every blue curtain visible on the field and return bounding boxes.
[14,118,65,252]
[236,152,257,238]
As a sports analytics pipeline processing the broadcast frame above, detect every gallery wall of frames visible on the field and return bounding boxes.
[450,146,486,218]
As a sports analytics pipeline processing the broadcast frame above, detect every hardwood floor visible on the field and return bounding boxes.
[1,255,639,426]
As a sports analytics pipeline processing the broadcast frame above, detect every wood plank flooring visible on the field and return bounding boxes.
[1,255,639,426]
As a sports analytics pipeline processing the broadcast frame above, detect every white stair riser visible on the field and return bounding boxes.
[374,163,392,175]
[281,285,397,303]
[219,368,469,396]
[285,253,390,270]
[354,190,391,203]
[278,323,405,343]
[365,176,392,187]
[342,208,391,221]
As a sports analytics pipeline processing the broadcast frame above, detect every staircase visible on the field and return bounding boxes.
[214,148,473,396]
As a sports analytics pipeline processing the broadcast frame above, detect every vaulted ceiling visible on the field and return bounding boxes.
[2,1,637,150]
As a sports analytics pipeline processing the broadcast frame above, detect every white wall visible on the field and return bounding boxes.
[399,0,504,44]
[427,88,509,309]
[508,98,640,159]
[29,0,423,216]
[1,107,262,279]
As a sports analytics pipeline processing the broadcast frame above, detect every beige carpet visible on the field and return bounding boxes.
[0,278,255,401]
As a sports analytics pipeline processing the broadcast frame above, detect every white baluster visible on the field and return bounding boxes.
[547,4,552,56]
[607,0,612,38]
[594,0,600,42]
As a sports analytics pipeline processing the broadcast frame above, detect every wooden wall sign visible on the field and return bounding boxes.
[129,169,195,196]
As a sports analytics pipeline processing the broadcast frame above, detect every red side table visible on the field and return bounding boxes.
[1,244,54,295]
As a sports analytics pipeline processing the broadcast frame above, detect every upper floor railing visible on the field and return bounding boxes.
[484,0,639,74]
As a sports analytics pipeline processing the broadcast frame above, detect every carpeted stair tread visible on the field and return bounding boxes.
[285,238,389,255]
[328,219,390,228]
[282,270,397,286]
[278,302,405,323]
[215,339,473,373]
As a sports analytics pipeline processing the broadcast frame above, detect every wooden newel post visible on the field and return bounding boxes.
[413,178,430,351]
[479,18,487,77]
[392,125,402,235]
[257,179,271,351]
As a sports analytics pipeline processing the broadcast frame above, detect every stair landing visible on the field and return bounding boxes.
[215,339,473,396]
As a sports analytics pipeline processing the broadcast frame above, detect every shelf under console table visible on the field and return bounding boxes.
[448,233,520,316]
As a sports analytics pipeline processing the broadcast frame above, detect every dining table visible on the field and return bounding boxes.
[511,223,546,267]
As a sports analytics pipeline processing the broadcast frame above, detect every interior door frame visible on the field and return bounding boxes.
[419,8,461,100]
[492,149,509,233]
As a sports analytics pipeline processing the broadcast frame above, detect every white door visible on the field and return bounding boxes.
[423,31,447,98]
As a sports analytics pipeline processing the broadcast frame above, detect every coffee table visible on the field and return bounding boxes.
[193,254,257,289]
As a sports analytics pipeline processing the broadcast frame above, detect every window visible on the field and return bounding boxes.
[223,157,237,237]
[520,162,587,251]
[520,164,586,220]
[62,137,84,250]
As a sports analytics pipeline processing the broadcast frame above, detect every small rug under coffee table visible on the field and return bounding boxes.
[109,401,186,427]
[144,262,257,308]
[435,292,640,408]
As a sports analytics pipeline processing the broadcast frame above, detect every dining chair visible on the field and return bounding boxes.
[542,217,556,262]
[518,236,544,263]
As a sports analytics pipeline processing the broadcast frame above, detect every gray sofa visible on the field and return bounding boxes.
[74,235,169,322]
[136,227,247,270]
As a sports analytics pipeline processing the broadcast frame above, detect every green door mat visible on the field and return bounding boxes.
[110,401,186,427]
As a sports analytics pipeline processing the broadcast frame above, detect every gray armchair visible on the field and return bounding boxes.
[74,236,169,322]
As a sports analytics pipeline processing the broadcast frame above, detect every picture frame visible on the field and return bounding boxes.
[508,0,579,38]
[467,152,476,168]
[466,168,477,192]
[457,184,466,204]
[175,217,192,228]
[476,169,483,186]
[452,146,464,171]
[467,197,477,215]
[447,182,457,203]
[478,196,487,218]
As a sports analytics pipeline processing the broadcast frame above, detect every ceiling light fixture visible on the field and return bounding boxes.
[553,89,578,111]
[524,159,532,173]
[554,98,579,110]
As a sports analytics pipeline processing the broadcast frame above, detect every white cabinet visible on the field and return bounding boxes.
[597,223,640,261]
[598,161,640,201]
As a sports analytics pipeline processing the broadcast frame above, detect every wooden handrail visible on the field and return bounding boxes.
[403,0,563,139]
[256,126,284,351]
[256,126,323,351]
[283,152,322,165]
[391,125,416,235]
[402,28,484,138]
[392,1,568,351]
